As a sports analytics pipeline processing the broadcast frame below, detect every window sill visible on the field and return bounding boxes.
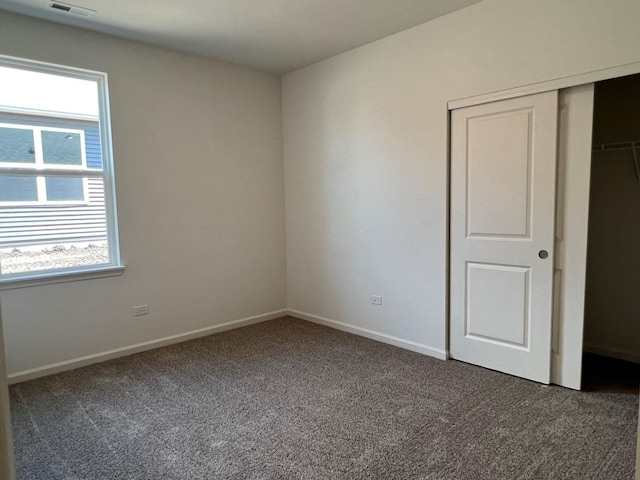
[0,265,125,290]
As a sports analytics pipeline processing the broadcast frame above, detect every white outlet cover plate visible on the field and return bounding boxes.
[133,305,149,316]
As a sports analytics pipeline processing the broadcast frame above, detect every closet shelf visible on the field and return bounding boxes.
[592,141,640,183]
[592,140,640,151]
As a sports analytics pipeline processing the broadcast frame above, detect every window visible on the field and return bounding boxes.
[0,125,88,205]
[0,56,122,285]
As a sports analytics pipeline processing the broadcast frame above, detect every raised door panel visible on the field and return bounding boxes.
[467,109,533,238]
[466,262,530,348]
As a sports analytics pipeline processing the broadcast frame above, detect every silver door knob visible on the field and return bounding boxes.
[538,250,549,259]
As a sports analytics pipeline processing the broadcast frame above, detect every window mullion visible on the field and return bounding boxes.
[33,127,43,170]
[0,168,105,178]
[32,128,45,202]
[35,176,47,203]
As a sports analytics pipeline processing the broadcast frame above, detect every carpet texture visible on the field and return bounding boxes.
[9,316,639,479]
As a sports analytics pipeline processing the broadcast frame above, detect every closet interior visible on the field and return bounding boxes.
[582,73,640,386]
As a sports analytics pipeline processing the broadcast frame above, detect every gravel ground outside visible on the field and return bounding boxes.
[0,243,109,275]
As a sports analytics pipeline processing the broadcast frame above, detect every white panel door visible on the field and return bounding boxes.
[450,91,558,384]
[551,84,594,390]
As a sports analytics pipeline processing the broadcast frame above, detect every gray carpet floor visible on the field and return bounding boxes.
[9,316,639,480]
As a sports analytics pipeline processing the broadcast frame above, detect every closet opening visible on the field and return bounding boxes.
[582,73,640,390]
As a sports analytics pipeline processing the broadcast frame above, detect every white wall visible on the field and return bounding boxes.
[0,11,287,375]
[0,304,15,480]
[282,0,640,355]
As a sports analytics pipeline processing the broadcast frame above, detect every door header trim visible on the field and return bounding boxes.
[448,60,640,110]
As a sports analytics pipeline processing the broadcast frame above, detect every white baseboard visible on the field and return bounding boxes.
[583,344,640,364]
[8,308,446,384]
[288,309,447,360]
[8,309,288,385]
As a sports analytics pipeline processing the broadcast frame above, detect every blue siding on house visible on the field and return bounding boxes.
[0,113,108,247]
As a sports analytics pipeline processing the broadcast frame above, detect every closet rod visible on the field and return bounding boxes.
[592,140,640,183]
[592,140,640,151]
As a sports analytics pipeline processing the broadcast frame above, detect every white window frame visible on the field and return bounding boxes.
[0,123,90,206]
[0,55,123,288]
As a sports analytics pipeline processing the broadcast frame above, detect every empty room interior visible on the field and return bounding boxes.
[0,0,639,479]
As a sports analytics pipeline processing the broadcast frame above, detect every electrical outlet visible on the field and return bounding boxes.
[133,304,149,316]
[371,295,383,306]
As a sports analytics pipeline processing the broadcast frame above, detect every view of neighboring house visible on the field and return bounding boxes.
[0,112,108,273]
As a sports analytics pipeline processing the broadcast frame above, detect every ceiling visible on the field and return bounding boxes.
[0,0,483,74]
